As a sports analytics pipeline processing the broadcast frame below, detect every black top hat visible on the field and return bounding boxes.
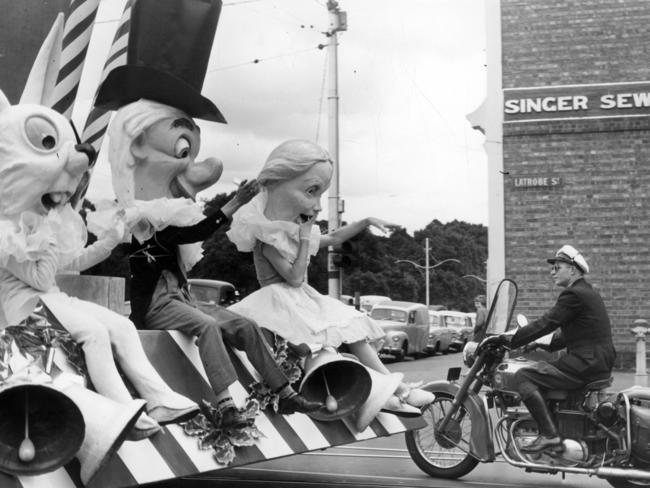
[94,0,226,123]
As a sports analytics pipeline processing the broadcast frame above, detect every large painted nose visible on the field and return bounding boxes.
[75,143,97,167]
[64,143,93,176]
[184,157,223,191]
[174,157,224,198]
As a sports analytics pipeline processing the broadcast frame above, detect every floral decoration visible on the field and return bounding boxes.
[182,399,262,465]
[181,335,304,465]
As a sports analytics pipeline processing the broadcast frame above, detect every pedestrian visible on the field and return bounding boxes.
[472,294,488,341]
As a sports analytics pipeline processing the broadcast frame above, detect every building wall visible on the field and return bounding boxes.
[501,0,650,367]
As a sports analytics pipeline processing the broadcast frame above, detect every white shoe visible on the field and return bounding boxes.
[128,413,162,441]
[148,404,199,425]
[148,392,199,424]
[401,388,434,407]
[381,395,421,417]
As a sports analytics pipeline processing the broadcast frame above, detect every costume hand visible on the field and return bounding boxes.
[222,179,259,217]
[365,217,397,235]
[299,214,316,240]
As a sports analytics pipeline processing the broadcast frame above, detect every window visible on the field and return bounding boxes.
[370,308,407,322]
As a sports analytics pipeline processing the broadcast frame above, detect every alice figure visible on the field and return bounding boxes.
[227,139,434,410]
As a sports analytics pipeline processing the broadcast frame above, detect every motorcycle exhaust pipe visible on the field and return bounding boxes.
[597,467,650,482]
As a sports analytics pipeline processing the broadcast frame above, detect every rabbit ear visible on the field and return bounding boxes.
[0,90,10,113]
[19,13,64,105]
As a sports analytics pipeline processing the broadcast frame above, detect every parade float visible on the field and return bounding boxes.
[0,1,424,486]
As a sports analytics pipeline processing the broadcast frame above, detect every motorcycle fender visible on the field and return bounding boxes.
[421,380,495,462]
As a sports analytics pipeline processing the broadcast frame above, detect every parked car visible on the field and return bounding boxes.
[188,278,240,307]
[359,295,390,314]
[340,294,354,306]
[425,310,455,355]
[440,310,474,351]
[467,311,477,328]
[370,301,429,360]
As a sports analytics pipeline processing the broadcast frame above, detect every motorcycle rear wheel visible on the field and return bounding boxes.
[405,391,479,478]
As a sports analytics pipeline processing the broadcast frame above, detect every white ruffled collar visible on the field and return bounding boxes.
[86,197,206,271]
[227,192,320,262]
[0,205,86,268]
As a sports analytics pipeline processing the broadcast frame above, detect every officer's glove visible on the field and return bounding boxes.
[482,333,512,348]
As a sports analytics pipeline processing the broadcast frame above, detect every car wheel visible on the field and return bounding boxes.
[395,341,408,361]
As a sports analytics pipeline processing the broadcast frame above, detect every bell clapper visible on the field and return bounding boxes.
[322,371,338,412]
[19,391,35,463]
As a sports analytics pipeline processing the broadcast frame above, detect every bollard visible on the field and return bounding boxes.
[631,319,649,387]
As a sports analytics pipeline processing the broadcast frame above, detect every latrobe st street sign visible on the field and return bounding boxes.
[511,176,562,189]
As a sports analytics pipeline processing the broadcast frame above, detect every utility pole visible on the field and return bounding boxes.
[326,0,347,299]
[425,238,430,308]
[395,239,461,307]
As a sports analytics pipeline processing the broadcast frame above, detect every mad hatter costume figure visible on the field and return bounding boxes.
[95,0,321,429]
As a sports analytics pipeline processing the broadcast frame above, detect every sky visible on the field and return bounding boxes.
[77,0,488,234]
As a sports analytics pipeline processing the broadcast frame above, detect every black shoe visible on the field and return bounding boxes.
[278,394,323,415]
[521,435,563,453]
[219,406,251,430]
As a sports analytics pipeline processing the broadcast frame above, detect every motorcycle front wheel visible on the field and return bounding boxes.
[405,391,479,478]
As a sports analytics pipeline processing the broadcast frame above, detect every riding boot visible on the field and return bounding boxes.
[521,390,562,452]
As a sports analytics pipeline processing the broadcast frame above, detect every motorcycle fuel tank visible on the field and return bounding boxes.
[492,358,537,394]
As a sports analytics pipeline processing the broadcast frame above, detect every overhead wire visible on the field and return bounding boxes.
[223,0,263,5]
[206,45,323,73]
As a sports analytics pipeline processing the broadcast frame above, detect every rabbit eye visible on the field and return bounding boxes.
[25,116,59,151]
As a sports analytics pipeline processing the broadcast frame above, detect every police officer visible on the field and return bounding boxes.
[509,245,616,452]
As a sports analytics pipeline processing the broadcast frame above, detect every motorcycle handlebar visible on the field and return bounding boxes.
[478,334,511,351]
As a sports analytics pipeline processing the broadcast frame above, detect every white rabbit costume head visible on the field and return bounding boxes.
[0,15,95,219]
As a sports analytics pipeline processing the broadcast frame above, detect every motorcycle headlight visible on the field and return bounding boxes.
[463,341,478,367]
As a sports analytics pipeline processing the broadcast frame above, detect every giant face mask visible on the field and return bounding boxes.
[109,100,223,205]
[0,94,93,217]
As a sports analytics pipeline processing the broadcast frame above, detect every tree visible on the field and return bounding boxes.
[83,192,488,311]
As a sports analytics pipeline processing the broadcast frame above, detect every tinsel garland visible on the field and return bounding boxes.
[0,308,86,382]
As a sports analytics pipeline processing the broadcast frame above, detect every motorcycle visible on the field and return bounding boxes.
[405,279,650,488]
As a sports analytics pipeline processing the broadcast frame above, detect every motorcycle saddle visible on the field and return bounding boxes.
[546,376,613,401]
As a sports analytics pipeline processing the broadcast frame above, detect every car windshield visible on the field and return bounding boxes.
[371,308,407,322]
[444,316,467,327]
[190,286,215,303]
[428,314,441,326]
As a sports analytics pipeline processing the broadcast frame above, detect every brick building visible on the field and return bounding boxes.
[472,0,650,367]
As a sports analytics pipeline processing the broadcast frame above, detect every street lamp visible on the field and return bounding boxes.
[394,237,460,307]
[462,274,487,283]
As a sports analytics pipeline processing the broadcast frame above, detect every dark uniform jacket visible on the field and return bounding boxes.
[510,278,616,383]
[127,208,228,328]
